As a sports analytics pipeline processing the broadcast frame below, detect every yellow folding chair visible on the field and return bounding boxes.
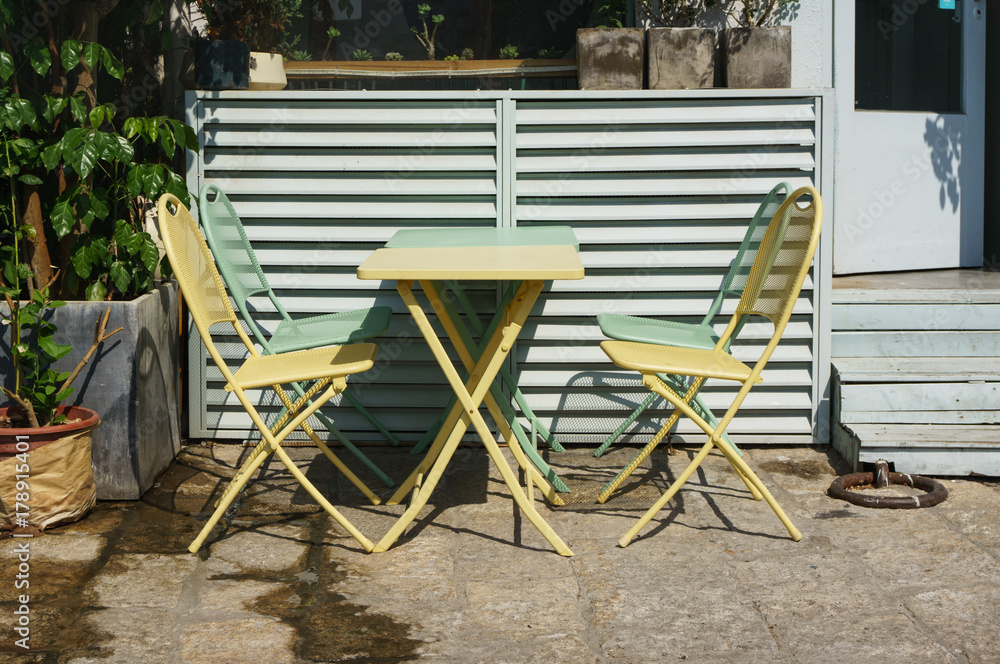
[157,194,379,554]
[602,186,822,546]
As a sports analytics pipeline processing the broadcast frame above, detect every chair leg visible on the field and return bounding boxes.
[594,392,657,458]
[618,439,716,548]
[711,435,801,541]
[597,407,681,504]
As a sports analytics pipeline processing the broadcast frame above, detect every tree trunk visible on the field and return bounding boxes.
[20,187,55,290]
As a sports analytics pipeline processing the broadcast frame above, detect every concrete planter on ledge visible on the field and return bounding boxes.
[1,281,182,499]
[647,27,716,89]
[723,26,791,88]
[576,27,645,90]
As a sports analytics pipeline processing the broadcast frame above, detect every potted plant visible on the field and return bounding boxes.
[577,0,644,90]
[0,6,196,501]
[639,0,717,89]
[719,0,794,88]
[189,0,302,89]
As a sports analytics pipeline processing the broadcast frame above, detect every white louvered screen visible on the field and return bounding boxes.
[186,91,827,446]
[513,97,820,444]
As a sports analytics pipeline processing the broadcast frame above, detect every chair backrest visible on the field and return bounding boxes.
[734,185,823,336]
[157,193,238,335]
[199,184,273,309]
[720,181,792,302]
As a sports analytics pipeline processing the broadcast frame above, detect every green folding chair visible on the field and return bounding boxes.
[594,181,791,503]
[199,184,397,488]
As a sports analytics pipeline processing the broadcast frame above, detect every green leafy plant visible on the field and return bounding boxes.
[597,0,629,27]
[638,0,796,27]
[460,47,474,60]
[0,6,195,427]
[385,52,404,61]
[352,49,373,61]
[322,26,341,60]
[284,50,312,61]
[411,4,444,60]
[498,44,519,60]
[191,0,304,52]
[444,54,459,61]
[538,47,563,59]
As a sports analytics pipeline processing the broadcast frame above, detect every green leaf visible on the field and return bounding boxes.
[69,95,87,123]
[89,105,105,128]
[71,239,94,279]
[139,235,159,273]
[42,95,69,124]
[163,169,190,206]
[123,117,142,139]
[70,132,100,178]
[0,50,13,82]
[100,47,124,81]
[159,254,173,281]
[125,164,143,198]
[113,219,131,248]
[38,336,71,361]
[51,194,76,239]
[159,121,175,157]
[17,173,42,185]
[85,281,106,302]
[41,142,62,171]
[82,43,100,70]
[142,164,166,198]
[23,37,51,76]
[89,187,110,221]
[109,261,130,293]
[115,134,134,162]
[60,39,83,73]
[125,232,142,256]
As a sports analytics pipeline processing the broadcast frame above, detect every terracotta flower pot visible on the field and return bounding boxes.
[1,406,100,531]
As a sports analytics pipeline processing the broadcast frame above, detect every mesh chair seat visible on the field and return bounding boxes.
[600,340,759,383]
[267,308,392,354]
[597,314,720,349]
[231,343,377,390]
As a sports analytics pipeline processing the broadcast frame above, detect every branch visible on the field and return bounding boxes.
[57,308,122,396]
[1,387,39,428]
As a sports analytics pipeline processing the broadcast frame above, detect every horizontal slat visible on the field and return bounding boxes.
[211,175,498,197]
[228,199,497,219]
[205,127,497,148]
[516,173,814,197]
[516,150,815,173]
[845,424,1000,446]
[517,200,764,222]
[514,100,816,125]
[516,365,814,387]
[205,151,497,172]
[203,101,497,125]
[840,383,1000,413]
[832,331,1000,358]
[834,357,1000,382]
[521,319,814,341]
[856,447,1000,476]
[516,343,813,364]
[517,126,815,149]
[831,303,1000,331]
[841,410,1000,424]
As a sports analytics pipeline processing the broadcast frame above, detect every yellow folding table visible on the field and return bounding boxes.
[357,242,584,556]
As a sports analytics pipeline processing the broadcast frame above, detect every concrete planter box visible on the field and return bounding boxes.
[647,27,716,89]
[1,282,182,499]
[723,26,791,88]
[576,27,644,90]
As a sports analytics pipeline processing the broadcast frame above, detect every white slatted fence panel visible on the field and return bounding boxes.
[512,97,820,445]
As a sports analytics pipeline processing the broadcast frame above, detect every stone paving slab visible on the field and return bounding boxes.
[0,442,998,663]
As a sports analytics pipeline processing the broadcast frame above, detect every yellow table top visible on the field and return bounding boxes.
[357,244,585,281]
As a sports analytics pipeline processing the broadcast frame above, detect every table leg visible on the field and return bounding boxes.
[427,281,569,497]
[373,280,572,556]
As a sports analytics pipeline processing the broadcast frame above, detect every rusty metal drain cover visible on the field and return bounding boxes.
[828,460,948,509]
